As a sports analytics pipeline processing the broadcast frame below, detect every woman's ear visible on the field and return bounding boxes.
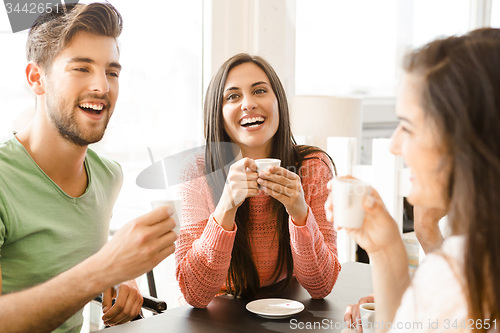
[26,61,45,95]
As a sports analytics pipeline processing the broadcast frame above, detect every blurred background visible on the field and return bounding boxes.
[1,0,499,330]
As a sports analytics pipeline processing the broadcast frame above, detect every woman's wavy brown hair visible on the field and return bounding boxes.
[403,28,500,327]
[203,53,335,298]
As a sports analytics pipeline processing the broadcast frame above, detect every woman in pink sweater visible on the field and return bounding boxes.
[175,53,341,308]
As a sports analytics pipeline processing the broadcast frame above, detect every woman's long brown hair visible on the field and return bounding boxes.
[403,28,500,327]
[203,53,335,298]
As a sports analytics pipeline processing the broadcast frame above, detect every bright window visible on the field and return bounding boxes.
[411,0,470,47]
[0,0,203,220]
[0,0,203,312]
[295,0,470,96]
[491,0,500,27]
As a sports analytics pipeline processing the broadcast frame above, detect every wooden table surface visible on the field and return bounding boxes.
[101,261,372,333]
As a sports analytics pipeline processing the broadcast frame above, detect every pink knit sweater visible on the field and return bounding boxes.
[175,151,341,308]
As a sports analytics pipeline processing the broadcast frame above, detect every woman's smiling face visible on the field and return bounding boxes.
[222,62,279,158]
[390,74,452,210]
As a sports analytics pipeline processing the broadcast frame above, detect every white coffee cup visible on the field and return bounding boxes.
[151,198,182,235]
[332,178,372,229]
[360,303,375,333]
[254,158,281,174]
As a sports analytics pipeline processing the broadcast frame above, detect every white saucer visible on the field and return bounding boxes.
[246,298,305,319]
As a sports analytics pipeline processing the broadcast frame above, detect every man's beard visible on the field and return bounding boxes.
[50,110,109,146]
[46,87,112,147]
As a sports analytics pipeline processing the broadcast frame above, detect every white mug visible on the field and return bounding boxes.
[151,198,182,235]
[360,303,375,333]
[254,158,281,174]
[332,178,372,229]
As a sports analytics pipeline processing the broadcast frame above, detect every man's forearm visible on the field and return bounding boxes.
[0,204,177,332]
[0,256,109,333]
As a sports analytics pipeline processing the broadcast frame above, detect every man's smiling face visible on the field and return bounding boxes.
[43,31,121,146]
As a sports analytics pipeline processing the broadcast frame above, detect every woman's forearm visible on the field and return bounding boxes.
[414,225,444,254]
[289,211,341,299]
[213,203,237,231]
[413,206,446,253]
[175,216,236,308]
[369,240,411,333]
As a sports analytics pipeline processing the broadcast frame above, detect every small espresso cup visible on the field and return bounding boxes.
[151,198,182,235]
[332,178,372,229]
[254,158,281,174]
[360,303,376,333]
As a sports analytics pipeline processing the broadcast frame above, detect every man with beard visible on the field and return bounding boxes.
[0,3,176,332]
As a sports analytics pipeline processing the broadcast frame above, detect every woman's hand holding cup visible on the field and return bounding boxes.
[325,176,400,256]
[214,158,259,230]
[257,165,308,225]
[344,294,375,333]
[344,188,400,255]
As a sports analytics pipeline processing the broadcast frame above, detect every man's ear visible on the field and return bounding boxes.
[26,61,45,95]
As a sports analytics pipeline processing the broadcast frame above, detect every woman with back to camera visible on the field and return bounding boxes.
[175,53,341,308]
[325,28,500,332]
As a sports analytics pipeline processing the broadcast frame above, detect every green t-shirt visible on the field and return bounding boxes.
[0,135,123,333]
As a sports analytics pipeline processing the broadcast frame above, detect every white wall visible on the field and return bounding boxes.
[205,0,296,96]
